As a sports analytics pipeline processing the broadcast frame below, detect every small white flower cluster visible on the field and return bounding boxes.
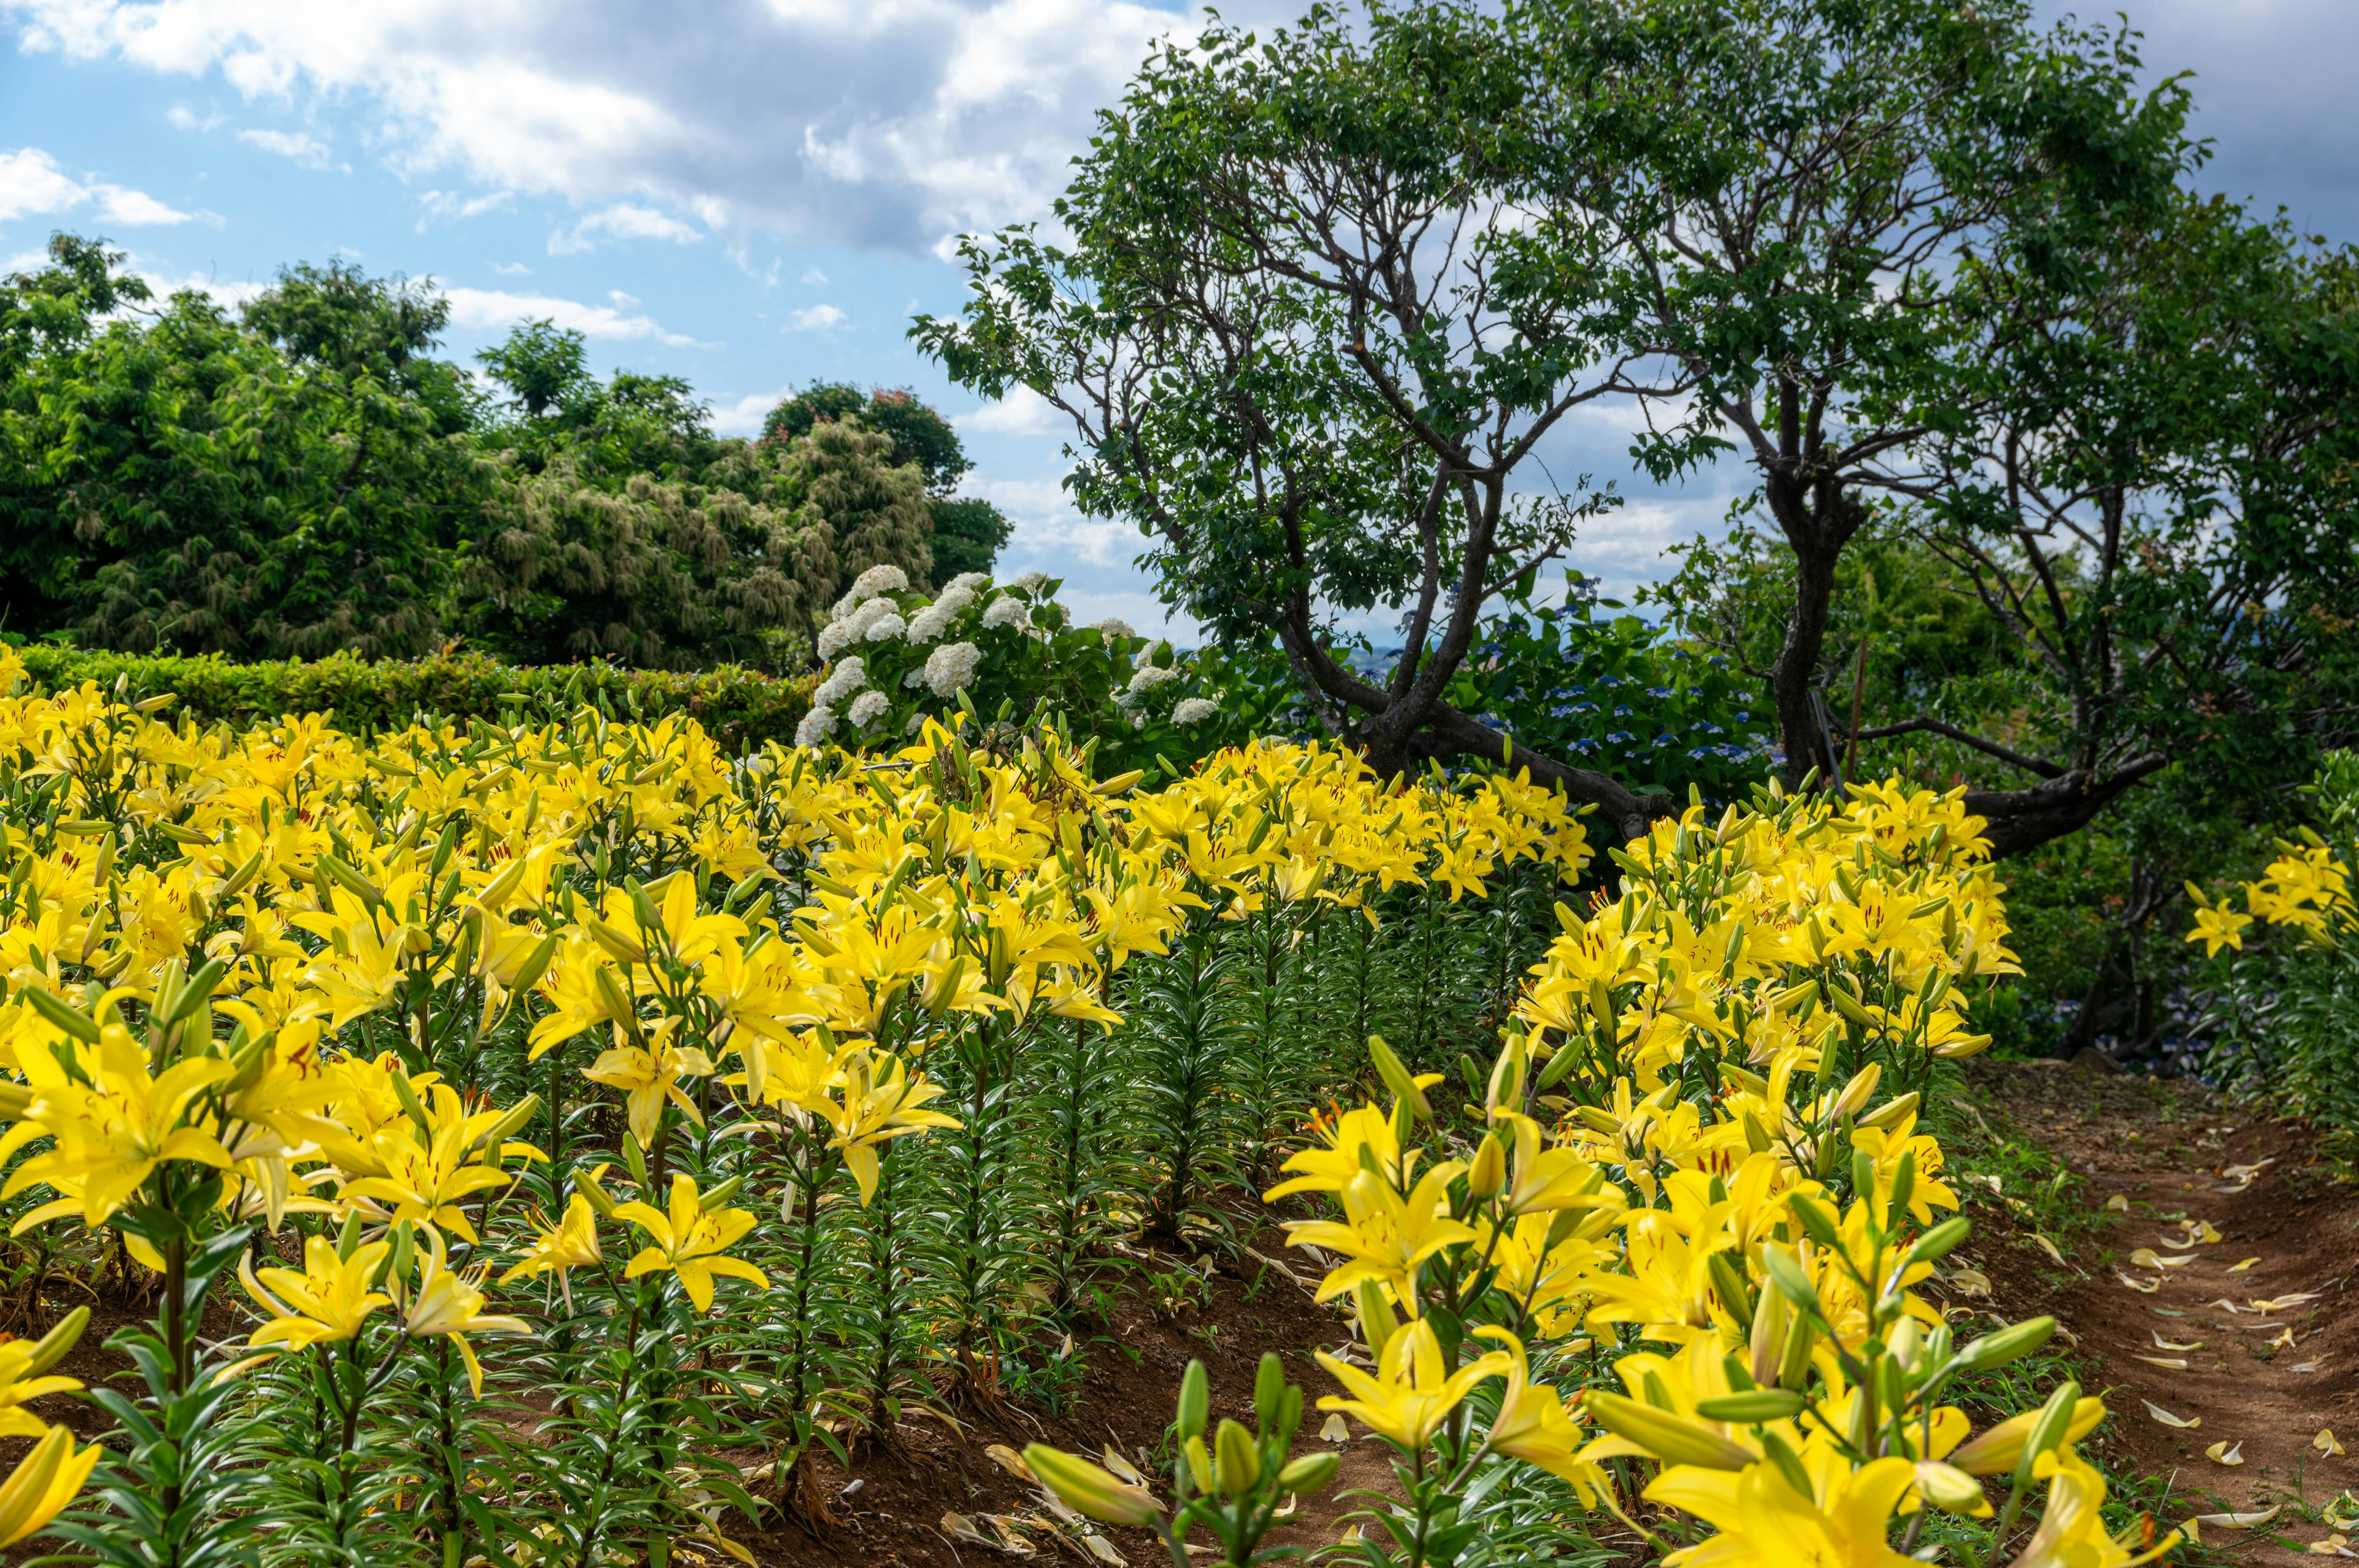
[819,595,903,660]
[863,612,906,642]
[1090,617,1136,642]
[848,690,891,728]
[924,641,983,699]
[815,655,867,706]
[945,572,992,594]
[907,580,979,644]
[1172,697,1219,725]
[1120,663,1180,708]
[831,564,909,620]
[980,594,1031,631]
[1012,571,1050,592]
[794,703,840,749]
[1135,641,1173,669]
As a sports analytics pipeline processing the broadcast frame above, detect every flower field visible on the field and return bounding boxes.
[0,647,2185,1567]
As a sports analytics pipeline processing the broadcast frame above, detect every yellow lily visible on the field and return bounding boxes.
[820,1048,961,1206]
[1284,1161,1474,1314]
[1649,1454,1922,1568]
[616,1174,767,1313]
[241,1236,393,1353]
[0,1424,103,1548]
[1313,1317,1508,1453]
[2,1017,234,1228]
[404,1229,530,1395]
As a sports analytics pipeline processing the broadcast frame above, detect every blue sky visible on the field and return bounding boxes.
[1,0,2350,639]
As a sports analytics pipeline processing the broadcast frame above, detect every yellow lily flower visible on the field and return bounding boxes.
[616,1174,767,1314]
[1648,1454,1922,1568]
[0,1424,103,1548]
[404,1230,530,1395]
[582,1037,714,1150]
[1283,1161,1473,1314]
[498,1193,604,1290]
[241,1236,393,1353]
[1471,1328,1603,1502]
[2,1017,235,1228]
[1313,1317,1509,1452]
[2007,1449,2180,1568]
[820,1048,961,1206]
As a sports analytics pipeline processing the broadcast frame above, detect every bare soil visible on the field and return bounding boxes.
[1951,1057,2359,1566]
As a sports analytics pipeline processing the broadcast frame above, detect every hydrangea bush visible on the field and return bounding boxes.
[796,568,1254,766]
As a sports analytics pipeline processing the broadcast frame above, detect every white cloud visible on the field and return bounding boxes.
[710,388,789,435]
[800,265,827,285]
[976,475,1133,568]
[165,104,217,130]
[958,383,1059,436]
[787,302,845,332]
[235,126,343,171]
[0,146,193,225]
[607,288,638,307]
[0,0,1234,249]
[549,201,702,255]
[487,259,530,275]
[442,285,695,345]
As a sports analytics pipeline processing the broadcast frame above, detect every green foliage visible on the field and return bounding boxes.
[0,251,1012,670]
[9,644,815,749]
[1450,580,1774,803]
[764,382,1012,591]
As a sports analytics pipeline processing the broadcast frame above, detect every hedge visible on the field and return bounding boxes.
[11,647,815,751]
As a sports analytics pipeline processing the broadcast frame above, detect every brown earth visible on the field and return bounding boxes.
[1949,1057,2359,1566]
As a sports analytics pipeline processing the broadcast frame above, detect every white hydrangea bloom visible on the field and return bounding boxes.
[848,690,891,728]
[904,711,928,735]
[863,612,907,642]
[933,583,978,618]
[903,668,928,688]
[1134,640,1173,669]
[794,704,839,749]
[945,572,992,595]
[815,656,867,706]
[832,563,911,620]
[906,603,955,643]
[818,597,894,660]
[1121,663,1181,708]
[1173,697,1219,725]
[1013,571,1050,592]
[980,595,1031,631]
[1091,617,1136,642]
[925,641,984,699]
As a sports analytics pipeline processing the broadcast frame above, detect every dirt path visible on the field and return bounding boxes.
[1957,1058,2359,1565]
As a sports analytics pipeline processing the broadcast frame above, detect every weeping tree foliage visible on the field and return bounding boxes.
[764,382,1013,591]
[460,418,931,669]
[920,0,2357,854]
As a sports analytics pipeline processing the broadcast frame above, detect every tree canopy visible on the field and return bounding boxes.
[0,244,1010,668]
[918,0,2359,851]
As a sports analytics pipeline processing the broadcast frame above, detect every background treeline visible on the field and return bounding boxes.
[0,238,1011,672]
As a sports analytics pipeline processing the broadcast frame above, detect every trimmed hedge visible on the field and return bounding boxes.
[13,647,815,751]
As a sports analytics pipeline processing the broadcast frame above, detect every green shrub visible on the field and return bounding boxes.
[10,646,814,749]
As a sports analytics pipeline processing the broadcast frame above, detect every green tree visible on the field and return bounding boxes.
[0,238,475,658]
[917,1,1680,835]
[764,382,1011,590]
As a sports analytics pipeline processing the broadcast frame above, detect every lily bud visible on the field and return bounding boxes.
[1022,1445,1162,1528]
[1274,1451,1339,1495]
[1214,1419,1259,1496]
[1466,1136,1506,1203]
[1176,1359,1210,1440]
